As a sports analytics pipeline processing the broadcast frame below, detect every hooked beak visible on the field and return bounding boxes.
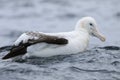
[91,27,106,42]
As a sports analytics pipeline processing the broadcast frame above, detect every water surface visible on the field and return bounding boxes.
[0,0,120,80]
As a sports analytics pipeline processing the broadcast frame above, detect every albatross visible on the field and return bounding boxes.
[2,17,106,59]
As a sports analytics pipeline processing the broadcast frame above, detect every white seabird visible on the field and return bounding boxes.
[2,17,106,59]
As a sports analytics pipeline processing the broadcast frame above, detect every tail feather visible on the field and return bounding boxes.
[0,45,12,52]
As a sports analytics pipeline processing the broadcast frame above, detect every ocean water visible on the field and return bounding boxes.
[0,0,120,80]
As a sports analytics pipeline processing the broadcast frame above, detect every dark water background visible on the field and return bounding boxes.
[0,0,120,80]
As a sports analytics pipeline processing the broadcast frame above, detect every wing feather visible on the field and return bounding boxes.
[2,31,68,59]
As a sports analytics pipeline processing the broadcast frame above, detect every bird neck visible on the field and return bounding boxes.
[74,26,90,42]
[73,27,90,51]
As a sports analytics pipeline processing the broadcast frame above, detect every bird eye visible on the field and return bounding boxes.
[89,23,93,26]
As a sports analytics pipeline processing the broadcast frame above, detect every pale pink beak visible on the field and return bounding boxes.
[92,27,106,42]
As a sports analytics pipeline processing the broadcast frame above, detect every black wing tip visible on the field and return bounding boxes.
[2,46,27,60]
[2,54,10,60]
[2,52,19,60]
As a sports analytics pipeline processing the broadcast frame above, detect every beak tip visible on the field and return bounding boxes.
[101,36,106,42]
[92,29,106,42]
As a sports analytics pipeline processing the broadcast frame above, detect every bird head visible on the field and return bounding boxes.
[75,17,106,42]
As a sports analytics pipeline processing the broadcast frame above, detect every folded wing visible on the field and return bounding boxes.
[2,31,68,59]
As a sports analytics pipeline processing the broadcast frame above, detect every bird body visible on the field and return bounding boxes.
[2,17,106,59]
[27,31,89,57]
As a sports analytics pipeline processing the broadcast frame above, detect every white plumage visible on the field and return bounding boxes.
[27,31,89,57]
[2,17,106,59]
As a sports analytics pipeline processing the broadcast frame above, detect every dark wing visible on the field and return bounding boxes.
[2,32,68,59]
